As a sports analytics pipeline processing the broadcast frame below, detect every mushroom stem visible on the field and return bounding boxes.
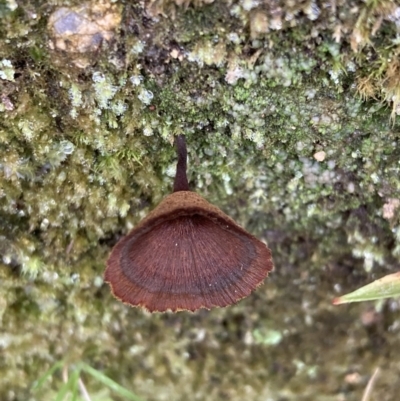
[173,134,189,192]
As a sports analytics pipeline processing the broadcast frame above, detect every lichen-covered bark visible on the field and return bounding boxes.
[0,1,399,400]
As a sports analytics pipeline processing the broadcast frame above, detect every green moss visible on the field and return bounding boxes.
[0,58,15,81]
[1,1,400,401]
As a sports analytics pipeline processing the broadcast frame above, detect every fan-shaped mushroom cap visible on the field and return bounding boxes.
[105,191,273,312]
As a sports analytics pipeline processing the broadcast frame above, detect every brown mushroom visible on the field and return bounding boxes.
[105,135,274,312]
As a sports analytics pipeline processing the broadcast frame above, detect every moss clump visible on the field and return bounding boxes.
[1,1,400,401]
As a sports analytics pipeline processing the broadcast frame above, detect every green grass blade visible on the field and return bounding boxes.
[80,363,144,401]
[32,360,65,390]
[333,272,400,305]
[55,367,81,401]
[69,368,81,401]
[54,381,71,401]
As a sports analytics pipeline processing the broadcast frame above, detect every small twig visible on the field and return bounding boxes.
[78,377,92,401]
[62,365,69,383]
[361,367,380,401]
[66,239,74,254]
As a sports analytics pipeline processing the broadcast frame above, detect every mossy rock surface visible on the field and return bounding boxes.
[1,1,400,400]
